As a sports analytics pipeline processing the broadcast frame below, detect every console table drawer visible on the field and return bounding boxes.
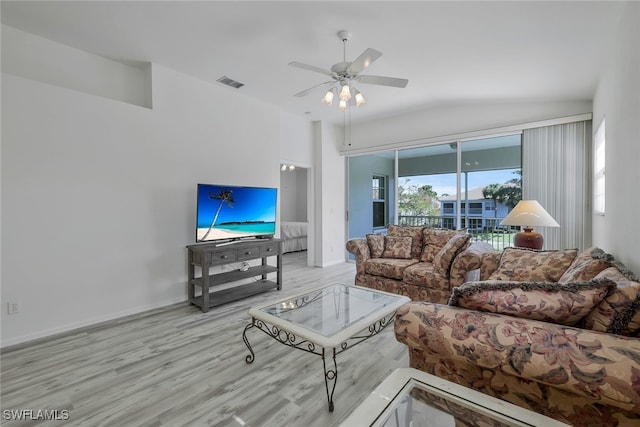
[237,246,260,261]
[210,250,238,265]
[259,244,279,256]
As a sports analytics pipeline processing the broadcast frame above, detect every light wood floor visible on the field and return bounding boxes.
[1,252,409,426]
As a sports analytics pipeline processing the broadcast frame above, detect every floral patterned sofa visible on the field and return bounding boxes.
[394,246,640,426]
[346,225,495,304]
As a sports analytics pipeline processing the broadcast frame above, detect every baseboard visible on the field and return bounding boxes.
[0,296,188,351]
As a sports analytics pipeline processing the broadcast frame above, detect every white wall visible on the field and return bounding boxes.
[593,2,640,273]
[279,110,313,167]
[313,121,346,267]
[2,25,151,108]
[1,28,282,346]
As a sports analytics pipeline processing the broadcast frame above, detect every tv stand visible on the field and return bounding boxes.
[186,238,282,312]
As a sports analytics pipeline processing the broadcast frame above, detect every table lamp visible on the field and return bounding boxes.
[500,200,559,250]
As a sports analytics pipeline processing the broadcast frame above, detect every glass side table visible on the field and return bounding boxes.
[341,368,570,426]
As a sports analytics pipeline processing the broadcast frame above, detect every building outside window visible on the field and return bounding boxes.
[372,175,387,228]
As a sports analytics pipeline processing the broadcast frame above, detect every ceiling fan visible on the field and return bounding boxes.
[289,31,408,111]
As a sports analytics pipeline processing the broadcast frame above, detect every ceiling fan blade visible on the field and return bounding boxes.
[294,81,334,97]
[346,48,382,75]
[357,75,409,88]
[289,61,335,77]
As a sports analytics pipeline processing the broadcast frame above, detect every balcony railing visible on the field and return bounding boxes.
[398,215,517,251]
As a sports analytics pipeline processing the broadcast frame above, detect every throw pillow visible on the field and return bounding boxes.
[387,225,424,259]
[381,236,413,259]
[449,279,615,326]
[479,251,502,280]
[488,247,578,283]
[432,233,471,275]
[582,265,640,335]
[558,247,613,283]
[366,234,385,258]
[420,229,459,262]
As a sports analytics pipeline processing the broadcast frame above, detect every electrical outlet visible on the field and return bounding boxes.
[7,301,21,315]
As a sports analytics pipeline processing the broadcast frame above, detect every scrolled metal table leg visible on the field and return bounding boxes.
[242,320,256,364]
[322,348,338,412]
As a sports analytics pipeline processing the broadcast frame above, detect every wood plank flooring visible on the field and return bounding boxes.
[0,252,409,426]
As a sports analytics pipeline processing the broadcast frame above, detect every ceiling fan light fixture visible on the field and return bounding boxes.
[354,89,366,107]
[290,30,407,114]
[339,84,352,101]
[321,89,334,105]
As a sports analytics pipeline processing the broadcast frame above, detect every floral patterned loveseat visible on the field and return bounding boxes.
[394,246,640,426]
[346,225,495,304]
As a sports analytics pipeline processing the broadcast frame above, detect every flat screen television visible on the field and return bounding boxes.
[196,184,277,243]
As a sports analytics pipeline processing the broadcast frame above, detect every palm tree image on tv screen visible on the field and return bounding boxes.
[196,184,277,243]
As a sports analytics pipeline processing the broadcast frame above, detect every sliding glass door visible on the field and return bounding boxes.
[347,134,522,250]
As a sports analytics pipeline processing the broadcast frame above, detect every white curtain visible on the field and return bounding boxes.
[522,121,592,250]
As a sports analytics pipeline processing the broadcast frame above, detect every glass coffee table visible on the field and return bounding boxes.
[242,283,410,411]
[341,368,570,426]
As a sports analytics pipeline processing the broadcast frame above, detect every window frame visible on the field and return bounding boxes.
[372,174,387,229]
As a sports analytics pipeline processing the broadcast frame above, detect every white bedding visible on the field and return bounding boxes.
[281,221,308,253]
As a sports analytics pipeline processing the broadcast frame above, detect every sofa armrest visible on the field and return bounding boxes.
[346,238,370,274]
[395,302,640,412]
[449,241,496,287]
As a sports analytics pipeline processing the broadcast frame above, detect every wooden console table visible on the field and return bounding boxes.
[186,238,282,312]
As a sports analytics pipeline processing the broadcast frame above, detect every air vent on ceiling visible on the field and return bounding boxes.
[217,76,244,89]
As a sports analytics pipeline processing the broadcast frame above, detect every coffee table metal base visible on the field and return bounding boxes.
[242,311,398,412]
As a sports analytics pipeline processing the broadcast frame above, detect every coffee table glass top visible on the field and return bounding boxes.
[248,284,410,348]
[340,368,569,427]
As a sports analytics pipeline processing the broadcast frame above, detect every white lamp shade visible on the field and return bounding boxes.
[501,200,559,228]
[354,90,366,107]
[338,99,347,111]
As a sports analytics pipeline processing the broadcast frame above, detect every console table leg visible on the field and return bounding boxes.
[242,321,256,364]
[322,348,338,412]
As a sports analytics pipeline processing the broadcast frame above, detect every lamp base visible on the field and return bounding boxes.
[513,227,543,250]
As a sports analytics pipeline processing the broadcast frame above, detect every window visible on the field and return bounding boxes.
[594,119,606,215]
[372,175,387,228]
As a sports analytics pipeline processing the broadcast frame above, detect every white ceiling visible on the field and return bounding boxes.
[0,1,626,125]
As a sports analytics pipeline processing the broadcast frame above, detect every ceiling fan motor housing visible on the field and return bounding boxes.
[337,30,351,42]
[331,62,351,77]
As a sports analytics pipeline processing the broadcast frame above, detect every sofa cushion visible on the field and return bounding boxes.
[582,265,640,336]
[432,233,471,275]
[402,262,450,291]
[420,229,459,262]
[558,247,613,283]
[382,236,413,259]
[488,247,578,282]
[366,234,385,258]
[364,258,418,280]
[448,279,615,326]
[387,225,424,259]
